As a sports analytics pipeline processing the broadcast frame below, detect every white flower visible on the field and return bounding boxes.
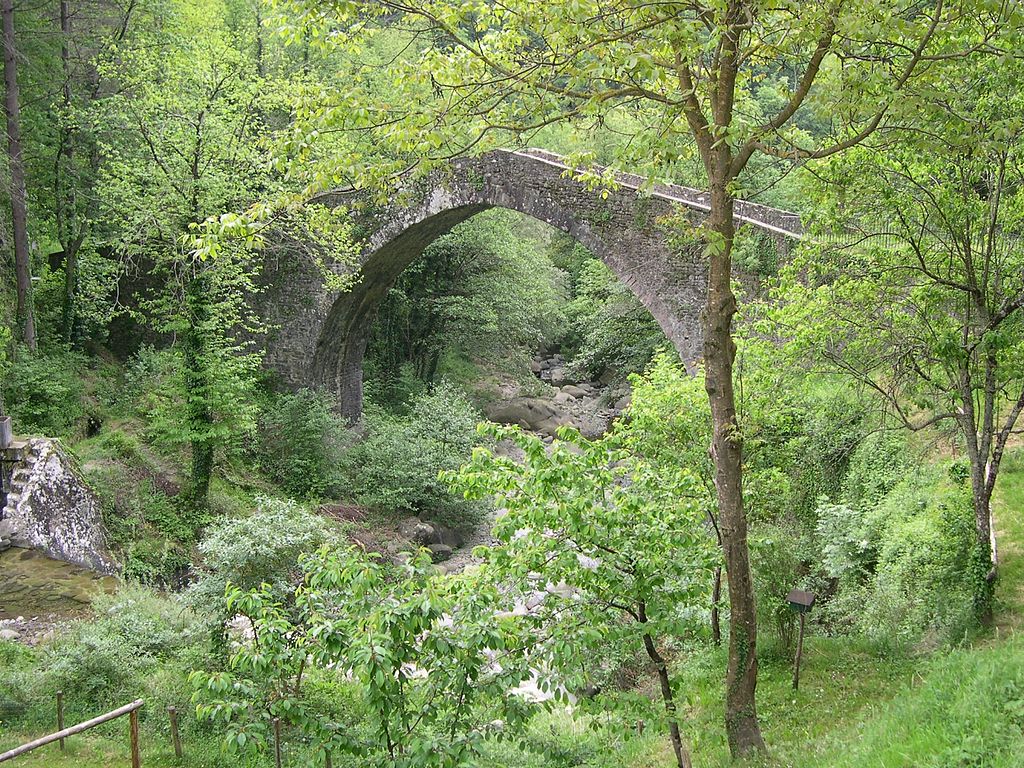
[576,553,600,571]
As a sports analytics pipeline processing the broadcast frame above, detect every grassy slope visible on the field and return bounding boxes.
[739,449,1024,768]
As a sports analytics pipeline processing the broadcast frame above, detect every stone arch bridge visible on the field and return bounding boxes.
[259,148,803,420]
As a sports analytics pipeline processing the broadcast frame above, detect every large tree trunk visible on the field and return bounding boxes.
[704,182,765,756]
[959,368,998,624]
[2,0,36,351]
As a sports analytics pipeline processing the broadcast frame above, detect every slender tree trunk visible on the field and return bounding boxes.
[704,181,765,756]
[639,602,691,768]
[711,566,722,646]
[182,269,214,508]
[2,0,36,351]
[57,0,80,346]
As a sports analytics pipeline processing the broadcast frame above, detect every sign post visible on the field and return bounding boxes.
[787,589,815,691]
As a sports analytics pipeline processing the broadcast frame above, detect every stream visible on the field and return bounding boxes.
[0,547,117,642]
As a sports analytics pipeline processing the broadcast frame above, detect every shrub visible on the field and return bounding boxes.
[38,587,204,719]
[341,381,486,530]
[860,477,989,645]
[816,499,872,583]
[186,496,338,612]
[1,348,86,436]
[257,389,353,500]
[841,431,910,511]
[0,641,44,728]
[750,522,813,652]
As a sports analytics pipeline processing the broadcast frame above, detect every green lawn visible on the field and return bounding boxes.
[0,733,235,768]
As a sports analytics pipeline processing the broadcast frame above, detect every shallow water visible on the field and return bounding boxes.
[0,548,117,619]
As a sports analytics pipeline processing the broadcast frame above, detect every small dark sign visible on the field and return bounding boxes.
[786,589,816,613]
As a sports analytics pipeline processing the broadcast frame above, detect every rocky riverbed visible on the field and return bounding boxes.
[485,352,629,439]
[0,547,117,644]
[397,352,630,574]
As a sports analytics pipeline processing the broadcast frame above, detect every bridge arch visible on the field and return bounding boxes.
[260,150,802,420]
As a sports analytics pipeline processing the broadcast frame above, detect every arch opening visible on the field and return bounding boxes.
[311,195,704,421]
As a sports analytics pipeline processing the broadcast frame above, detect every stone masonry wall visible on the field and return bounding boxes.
[0,439,118,575]
[256,149,803,419]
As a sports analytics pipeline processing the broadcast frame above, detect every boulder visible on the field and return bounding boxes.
[433,524,465,549]
[614,395,632,412]
[548,367,572,386]
[398,517,439,547]
[487,399,538,426]
[554,391,574,404]
[428,544,453,563]
[561,385,588,399]
[530,360,543,374]
[486,397,564,431]
[534,415,573,436]
[0,629,21,641]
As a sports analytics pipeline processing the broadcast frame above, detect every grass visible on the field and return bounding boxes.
[0,733,238,768]
[994,449,1024,632]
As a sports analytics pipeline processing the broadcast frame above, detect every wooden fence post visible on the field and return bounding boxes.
[792,611,807,690]
[56,691,65,752]
[168,706,183,758]
[129,708,141,768]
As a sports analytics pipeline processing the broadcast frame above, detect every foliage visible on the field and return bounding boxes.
[186,496,338,613]
[190,547,531,767]
[448,422,718,767]
[367,210,567,395]
[95,0,276,505]
[342,382,485,529]
[815,500,871,584]
[256,389,353,500]
[561,258,668,386]
[749,522,813,653]
[774,52,1024,567]
[840,432,910,513]
[1,348,86,436]
[858,474,991,645]
[38,587,206,720]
